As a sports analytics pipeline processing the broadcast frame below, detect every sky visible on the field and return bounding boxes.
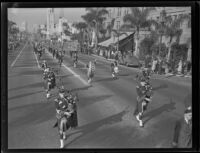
[8,8,87,32]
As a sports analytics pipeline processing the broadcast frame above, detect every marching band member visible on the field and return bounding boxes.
[73,52,78,68]
[135,73,153,127]
[111,61,119,79]
[87,61,95,84]
[41,60,48,70]
[54,86,77,148]
[54,86,70,148]
[46,68,56,98]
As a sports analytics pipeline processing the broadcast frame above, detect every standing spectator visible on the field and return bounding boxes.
[144,55,148,68]
[114,51,119,62]
[186,61,192,75]
[172,106,192,148]
[158,57,163,75]
[177,59,183,75]
[155,58,159,74]
[151,57,157,73]
[171,59,176,74]
[111,50,114,59]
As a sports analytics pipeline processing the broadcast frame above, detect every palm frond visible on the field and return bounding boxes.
[97,9,109,17]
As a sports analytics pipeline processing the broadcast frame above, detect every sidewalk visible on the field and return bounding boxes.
[91,54,140,72]
[90,53,191,86]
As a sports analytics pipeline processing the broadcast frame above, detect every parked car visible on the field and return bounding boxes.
[122,54,141,68]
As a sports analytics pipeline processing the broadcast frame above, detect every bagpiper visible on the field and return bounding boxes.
[54,86,78,148]
[46,68,56,98]
[135,73,153,127]
[87,61,95,84]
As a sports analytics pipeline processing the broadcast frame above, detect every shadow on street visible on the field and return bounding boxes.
[143,100,176,124]
[64,108,128,148]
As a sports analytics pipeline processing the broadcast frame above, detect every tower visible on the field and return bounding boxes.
[47,8,55,39]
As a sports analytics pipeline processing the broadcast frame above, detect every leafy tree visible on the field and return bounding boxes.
[140,30,158,57]
[171,42,188,64]
[155,12,190,62]
[72,22,88,51]
[106,18,115,38]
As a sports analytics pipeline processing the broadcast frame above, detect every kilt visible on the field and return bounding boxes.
[58,116,70,132]
[70,111,78,128]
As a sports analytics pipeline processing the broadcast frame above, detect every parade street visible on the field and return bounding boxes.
[8,43,191,148]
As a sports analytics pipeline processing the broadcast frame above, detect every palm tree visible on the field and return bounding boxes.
[122,7,155,58]
[162,13,190,73]
[81,8,108,49]
[106,18,115,38]
[150,9,190,73]
[72,22,88,52]
[8,20,19,41]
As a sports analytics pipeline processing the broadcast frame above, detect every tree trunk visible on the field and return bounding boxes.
[134,38,139,58]
[134,29,139,58]
[165,42,172,74]
[187,43,191,62]
[117,34,119,51]
[158,34,163,57]
[167,43,172,62]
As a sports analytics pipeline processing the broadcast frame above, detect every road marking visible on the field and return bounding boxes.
[62,64,89,85]
[46,51,89,85]
[11,42,27,67]
[34,51,41,69]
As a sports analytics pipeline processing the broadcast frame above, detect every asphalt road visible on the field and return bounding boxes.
[8,42,191,149]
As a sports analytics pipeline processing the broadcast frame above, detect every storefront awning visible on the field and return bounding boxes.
[98,32,134,47]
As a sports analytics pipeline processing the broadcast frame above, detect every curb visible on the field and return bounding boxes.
[91,54,141,72]
[91,54,191,80]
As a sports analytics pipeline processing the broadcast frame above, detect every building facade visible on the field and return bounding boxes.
[46,8,55,39]
[103,7,191,60]
[20,21,28,32]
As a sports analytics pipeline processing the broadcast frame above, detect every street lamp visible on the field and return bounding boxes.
[158,9,166,57]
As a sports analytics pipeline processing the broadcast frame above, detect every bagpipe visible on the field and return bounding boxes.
[136,77,153,101]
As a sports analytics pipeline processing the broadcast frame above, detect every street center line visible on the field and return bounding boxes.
[62,64,89,85]
[11,42,27,67]
[34,51,41,69]
[46,51,89,85]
